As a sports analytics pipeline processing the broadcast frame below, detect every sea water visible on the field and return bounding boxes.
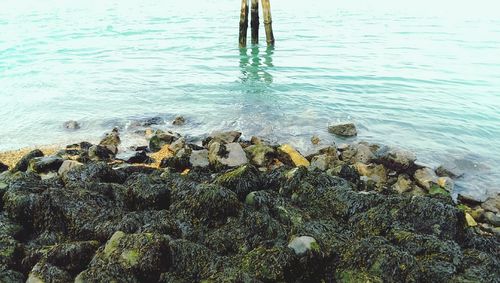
[1,0,499,199]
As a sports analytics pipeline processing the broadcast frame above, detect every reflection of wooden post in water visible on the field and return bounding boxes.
[261,0,275,46]
[240,0,274,47]
[250,0,259,45]
[239,0,249,48]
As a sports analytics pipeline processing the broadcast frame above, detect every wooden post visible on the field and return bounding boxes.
[239,0,249,48]
[261,0,275,46]
[250,0,259,45]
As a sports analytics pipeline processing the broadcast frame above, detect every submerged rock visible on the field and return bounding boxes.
[311,136,320,145]
[328,122,357,137]
[172,116,186,126]
[62,120,80,130]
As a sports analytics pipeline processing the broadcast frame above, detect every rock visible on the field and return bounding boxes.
[288,236,319,256]
[99,128,121,154]
[88,145,115,161]
[318,146,338,157]
[208,142,248,168]
[202,131,241,147]
[483,212,500,227]
[28,156,64,174]
[58,160,83,175]
[352,143,375,164]
[12,149,44,172]
[149,130,180,152]
[62,120,80,130]
[328,122,357,137]
[374,146,416,172]
[437,177,454,192]
[172,116,185,126]
[168,137,186,154]
[310,154,336,171]
[435,165,463,178]
[215,165,262,200]
[392,174,412,194]
[0,162,8,173]
[481,194,499,213]
[189,150,209,168]
[465,213,477,227]
[278,144,310,167]
[244,144,275,167]
[250,136,263,145]
[125,174,171,210]
[414,168,438,190]
[131,116,164,127]
[354,163,387,187]
[117,150,152,164]
[311,136,320,145]
[160,148,192,172]
[457,194,482,206]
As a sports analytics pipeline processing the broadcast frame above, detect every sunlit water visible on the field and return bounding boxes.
[1,0,499,199]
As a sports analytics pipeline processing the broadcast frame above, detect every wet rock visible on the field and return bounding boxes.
[28,156,63,174]
[27,262,72,283]
[131,116,164,127]
[62,162,122,184]
[63,120,80,130]
[241,246,294,282]
[0,162,9,173]
[208,142,248,169]
[311,136,320,145]
[481,194,500,213]
[435,164,463,178]
[457,194,482,206]
[250,136,263,145]
[245,143,275,167]
[12,149,44,172]
[352,143,375,164]
[168,137,186,154]
[278,144,310,167]
[483,212,500,227]
[328,122,357,137]
[172,116,186,126]
[354,162,387,188]
[288,236,319,256]
[202,131,241,147]
[374,146,416,172]
[189,150,209,168]
[310,154,336,171]
[160,148,192,172]
[57,160,83,176]
[318,146,338,157]
[117,150,153,164]
[88,144,116,161]
[465,213,477,227]
[149,130,180,152]
[99,128,121,155]
[437,177,454,192]
[414,168,438,190]
[392,174,412,194]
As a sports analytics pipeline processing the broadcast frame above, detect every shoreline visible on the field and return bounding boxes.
[0,124,499,281]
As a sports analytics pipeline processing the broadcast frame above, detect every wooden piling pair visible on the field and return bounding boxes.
[239,0,274,48]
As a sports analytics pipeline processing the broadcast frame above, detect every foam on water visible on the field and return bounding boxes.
[1,0,499,198]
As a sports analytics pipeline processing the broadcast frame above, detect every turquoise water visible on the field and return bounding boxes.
[1,0,499,198]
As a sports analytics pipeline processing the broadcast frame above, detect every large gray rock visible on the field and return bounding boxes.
[168,137,186,154]
[208,142,248,168]
[189,150,209,168]
[288,236,318,256]
[328,123,357,137]
[374,146,416,172]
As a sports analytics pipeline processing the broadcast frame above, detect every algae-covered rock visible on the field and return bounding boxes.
[215,165,262,200]
[0,162,8,173]
[245,143,275,167]
[57,160,83,176]
[241,246,295,282]
[125,173,170,210]
[149,130,180,152]
[481,194,500,213]
[0,265,24,283]
[392,174,412,194]
[202,131,241,147]
[12,149,44,172]
[77,231,169,282]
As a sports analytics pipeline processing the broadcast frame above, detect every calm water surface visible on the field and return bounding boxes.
[1,0,499,199]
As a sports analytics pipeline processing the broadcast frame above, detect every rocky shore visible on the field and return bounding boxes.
[0,121,499,282]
